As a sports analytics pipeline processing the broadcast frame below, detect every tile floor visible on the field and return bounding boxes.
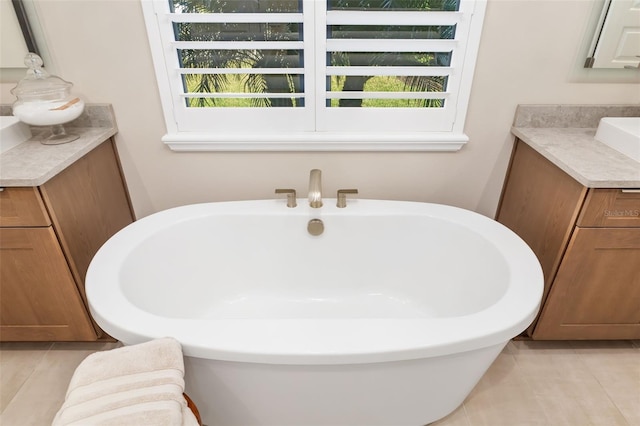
[0,340,638,426]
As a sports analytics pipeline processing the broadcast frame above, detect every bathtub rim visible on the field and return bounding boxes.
[87,199,543,365]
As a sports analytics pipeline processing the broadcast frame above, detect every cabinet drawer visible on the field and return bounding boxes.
[577,189,640,228]
[0,187,51,227]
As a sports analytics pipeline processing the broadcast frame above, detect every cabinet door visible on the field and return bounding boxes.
[0,227,97,341]
[533,227,640,340]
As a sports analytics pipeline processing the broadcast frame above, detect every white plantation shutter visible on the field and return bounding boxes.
[319,1,475,133]
[145,0,316,133]
[142,0,486,151]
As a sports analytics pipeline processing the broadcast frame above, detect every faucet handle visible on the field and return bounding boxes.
[275,188,297,208]
[337,189,358,208]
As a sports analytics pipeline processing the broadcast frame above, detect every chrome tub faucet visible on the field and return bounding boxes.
[309,169,323,208]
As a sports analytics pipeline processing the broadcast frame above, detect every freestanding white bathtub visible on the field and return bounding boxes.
[86,199,543,426]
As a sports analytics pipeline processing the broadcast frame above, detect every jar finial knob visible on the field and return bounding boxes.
[24,53,47,78]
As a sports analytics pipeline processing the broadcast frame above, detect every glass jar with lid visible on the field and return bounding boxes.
[11,53,85,144]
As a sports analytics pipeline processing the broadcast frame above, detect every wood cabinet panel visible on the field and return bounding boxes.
[578,188,640,227]
[533,228,640,340]
[0,187,50,227]
[0,227,97,341]
[40,140,135,303]
[496,140,587,313]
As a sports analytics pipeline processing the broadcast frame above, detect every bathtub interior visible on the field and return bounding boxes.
[119,213,510,320]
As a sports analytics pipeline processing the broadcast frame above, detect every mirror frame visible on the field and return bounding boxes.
[11,0,40,57]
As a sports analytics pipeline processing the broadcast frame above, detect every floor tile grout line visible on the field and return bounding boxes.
[460,401,473,426]
[510,350,558,426]
[1,342,119,425]
[464,347,553,426]
[509,343,581,426]
[518,341,635,426]
[571,346,634,426]
[0,342,54,416]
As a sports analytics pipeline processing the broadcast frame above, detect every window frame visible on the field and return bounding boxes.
[141,0,487,152]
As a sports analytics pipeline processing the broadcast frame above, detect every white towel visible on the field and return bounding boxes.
[64,338,185,392]
[52,338,198,426]
[64,401,184,426]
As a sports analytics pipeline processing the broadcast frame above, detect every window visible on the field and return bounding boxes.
[141,0,486,151]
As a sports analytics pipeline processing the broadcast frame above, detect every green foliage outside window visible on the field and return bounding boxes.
[172,0,459,107]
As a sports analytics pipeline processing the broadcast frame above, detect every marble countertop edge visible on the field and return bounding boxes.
[0,104,117,187]
[0,126,117,187]
[511,126,640,189]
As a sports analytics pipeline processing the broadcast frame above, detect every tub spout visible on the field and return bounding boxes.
[309,169,323,208]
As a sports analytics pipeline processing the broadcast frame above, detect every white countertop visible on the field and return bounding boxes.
[0,104,117,187]
[511,127,640,188]
[511,105,640,189]
[0,127,117,187]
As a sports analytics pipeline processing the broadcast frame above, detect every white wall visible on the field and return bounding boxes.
[1,0,638,219]
[0,0,30,68]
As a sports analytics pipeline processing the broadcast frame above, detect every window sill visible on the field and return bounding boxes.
[162,132,469,152]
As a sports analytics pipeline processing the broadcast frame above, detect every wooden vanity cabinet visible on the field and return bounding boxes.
[497,139,640,340]
[0,139,134,341]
